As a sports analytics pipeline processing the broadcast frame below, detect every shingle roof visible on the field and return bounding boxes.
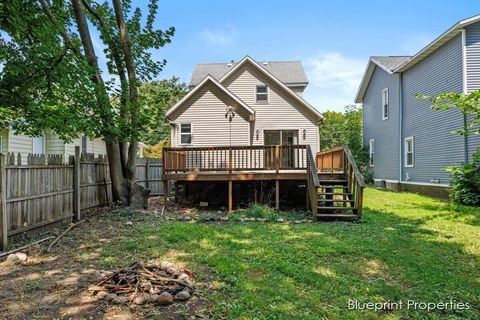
[371,56,412,72]
[190,60,308,86]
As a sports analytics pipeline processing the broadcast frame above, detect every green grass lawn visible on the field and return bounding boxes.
[100,188,480,319]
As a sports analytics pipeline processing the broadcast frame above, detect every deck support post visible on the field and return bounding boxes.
[228,180,233,212]
[163,180,168,210]
[275,180,280,210]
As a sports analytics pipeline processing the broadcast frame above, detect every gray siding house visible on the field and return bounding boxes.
[355,15,480,196]
[166,56,322,154]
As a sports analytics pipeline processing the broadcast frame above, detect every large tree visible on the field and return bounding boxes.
[0,0,174,207]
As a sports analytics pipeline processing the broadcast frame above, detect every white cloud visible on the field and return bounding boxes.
[304,52,365,112]
[197,27,236,45]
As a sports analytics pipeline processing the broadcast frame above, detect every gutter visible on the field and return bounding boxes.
[398,72,404,182]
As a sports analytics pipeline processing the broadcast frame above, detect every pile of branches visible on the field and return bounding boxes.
[89,261,194,306]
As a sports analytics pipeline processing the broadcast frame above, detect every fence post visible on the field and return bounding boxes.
[145,159,150,189]
[73,146,81,221]
[0,154,7,250]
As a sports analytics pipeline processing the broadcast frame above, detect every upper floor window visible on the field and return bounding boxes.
[369,139,374,167]
[180,123,192,144]
[382,88,389,120]
[404,137,414,167]
[256,84,268,103]
[81,136,88,153]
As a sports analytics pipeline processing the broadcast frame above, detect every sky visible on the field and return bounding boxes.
[114,0,478,112]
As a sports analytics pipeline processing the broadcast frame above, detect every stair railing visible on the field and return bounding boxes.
[306,145,320,218]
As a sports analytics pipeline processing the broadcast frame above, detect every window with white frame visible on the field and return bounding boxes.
[0,136,3,154]
[180,123,192,144]
[382,88,389,120]
[256,84,268,103]
[32,135,45,154]
[369,139,374,167]
[81,136,88,153]
[404,137,414,167]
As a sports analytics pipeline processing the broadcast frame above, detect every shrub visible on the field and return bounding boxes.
[244,204,278,221]
[448,149,480,206]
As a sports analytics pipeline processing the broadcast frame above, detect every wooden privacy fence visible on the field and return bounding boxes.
[163,145,308,173]
[0,148,164,250]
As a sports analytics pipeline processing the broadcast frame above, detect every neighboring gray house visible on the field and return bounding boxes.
[355,15,480,197]
[166,56,322,154]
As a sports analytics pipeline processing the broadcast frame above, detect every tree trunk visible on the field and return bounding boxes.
[71,0,148,207]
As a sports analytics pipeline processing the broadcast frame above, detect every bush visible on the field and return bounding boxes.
[244,204,278,221]
[448,149,480,206]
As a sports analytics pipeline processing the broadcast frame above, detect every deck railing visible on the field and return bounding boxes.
[163,145,308,173]
[306,145,320,214]
[316,146,344,172]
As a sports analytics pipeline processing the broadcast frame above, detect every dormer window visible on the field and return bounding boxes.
[256,84,268,103]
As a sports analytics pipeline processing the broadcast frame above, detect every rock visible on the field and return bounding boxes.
[148,294,159,303]
[15,252,27,262]
[156,292,173,305]
[125,221,133,226]
[134,295,147,305]
[307,219,313,223]
[92,270,103,281]
[166,267,178,276]
[199,201,208,207]
[220,217,229,221]
[276,218,285,223]
[175,290,191,301]
[160,261,173,269]
[244,217,255,222]
[239,218,245,222]
[256,218,267,222]
[294,220,302,224]
[112,296,128,304]
[217,210,222,214]
[105,293,118,301]
[183,216,191,221]
[96,291,108,300]
[177,273,190,281]
[6,254,20,264]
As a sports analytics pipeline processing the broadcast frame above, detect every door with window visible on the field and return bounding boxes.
[32,135,45,154]
[263,130,298,169]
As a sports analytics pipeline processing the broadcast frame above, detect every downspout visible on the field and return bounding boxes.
[462,28,469,163]
[398,72,404,183]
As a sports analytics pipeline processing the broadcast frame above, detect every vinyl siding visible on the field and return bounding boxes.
[223,62,319,154]
[465,22,480,160]
[362,66,400,180]
[402,34,464,184]
[45,132,66,154]
[0,129,8,154]
[169,81,250,147]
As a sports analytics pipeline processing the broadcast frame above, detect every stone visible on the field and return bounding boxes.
[183,216,191,221]
[239,218,245,222]
[256,218,267,222]
[156,292,173,305]
[15,252,27,262]
[294,220,302,224]
[220,217,229,221]
[6,254,20,264]
[125,221,133,226]
[307,219,313,223]
[177,273,190,281]
[160,261,173,269]
[112,296,128,304]
[175,290,191,301]
[105,293,118,301]
[134,295,147,305]
[92,270,103,281]
[276,218,285,223]
[244,217,254,222]
[199,201,208,207]
[217,210,222,214]
[166,267,178,275]
[148,294,159,303]
[96,291,108,300]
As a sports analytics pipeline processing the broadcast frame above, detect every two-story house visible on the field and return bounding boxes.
[355,15,480,197]
[166,56,323,154]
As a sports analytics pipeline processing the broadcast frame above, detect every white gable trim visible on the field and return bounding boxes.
[165,75,255,118]
[219,56,323,121]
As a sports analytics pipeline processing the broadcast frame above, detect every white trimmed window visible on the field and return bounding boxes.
[256,84,268,103]
[405,137,414,167]
[382,88,389,120]
[180,123,192,144]
[0,136,3,154]
[32,135,45,154]
[81,136,89,153]
[369,139,374,167]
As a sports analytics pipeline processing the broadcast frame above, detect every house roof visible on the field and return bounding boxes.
[218,56,323,120]
[165,75,255,118]
[190,60,309,87]
[355,14,480,103]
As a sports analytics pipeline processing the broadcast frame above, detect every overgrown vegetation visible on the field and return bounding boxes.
[243,203,278,221]
[418,91,480,205]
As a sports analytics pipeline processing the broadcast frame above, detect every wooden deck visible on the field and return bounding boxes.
[162,145,365,220]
